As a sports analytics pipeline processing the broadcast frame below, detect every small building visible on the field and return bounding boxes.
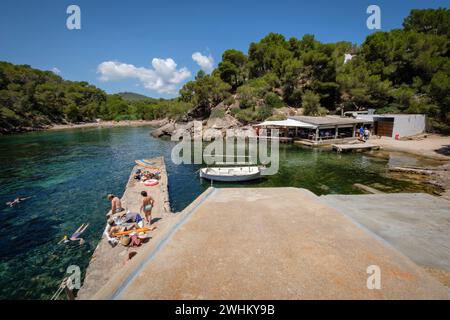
[254,116,373,145]
[355,114,426,138]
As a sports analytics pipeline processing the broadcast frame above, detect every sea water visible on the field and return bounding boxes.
[0,126,437,299]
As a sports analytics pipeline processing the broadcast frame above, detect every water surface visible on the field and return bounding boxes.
[0,126,436,299]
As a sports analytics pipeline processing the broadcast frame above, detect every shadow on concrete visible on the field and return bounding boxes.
[435,145,450,156]
[151,217,162,224]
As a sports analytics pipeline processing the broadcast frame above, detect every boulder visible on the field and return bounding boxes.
[203,128,223,141]
[206,114,241,130]
[150,121,176,138]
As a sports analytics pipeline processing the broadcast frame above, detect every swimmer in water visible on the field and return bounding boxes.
[6,196,32,207]
[59,223,89,245]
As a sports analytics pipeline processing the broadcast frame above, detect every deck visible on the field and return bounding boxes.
[332,143,381,152]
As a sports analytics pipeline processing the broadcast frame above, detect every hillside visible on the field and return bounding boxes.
[0,63,191,134]
[1,8,449,134]
[179,8,450,132]
[117,92,150,101]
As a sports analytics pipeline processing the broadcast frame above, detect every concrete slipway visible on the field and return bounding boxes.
[91,187,450,300]
[320,193,450,280]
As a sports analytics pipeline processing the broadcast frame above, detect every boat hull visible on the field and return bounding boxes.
[199,167,262,182]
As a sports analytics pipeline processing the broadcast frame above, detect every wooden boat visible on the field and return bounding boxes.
[199,166,262,182]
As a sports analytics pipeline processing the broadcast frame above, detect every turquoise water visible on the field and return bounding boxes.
[0,126,434,299]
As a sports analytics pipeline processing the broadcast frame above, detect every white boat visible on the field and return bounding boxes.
[199,166,262,182]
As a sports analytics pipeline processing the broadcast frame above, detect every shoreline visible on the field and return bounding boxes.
[0,119,168,135]
[48,119,167,131]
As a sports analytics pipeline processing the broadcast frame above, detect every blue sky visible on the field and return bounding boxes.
[0,0,448,98]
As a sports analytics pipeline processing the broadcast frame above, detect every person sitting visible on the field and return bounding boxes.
[59,223,89,244]
[107,194,124,216]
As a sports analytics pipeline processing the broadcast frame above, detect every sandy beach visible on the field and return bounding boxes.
[48,119,167,131]
[370,134,450,161]
[368,134,450,200]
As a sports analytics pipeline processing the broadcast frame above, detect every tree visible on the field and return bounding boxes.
[403,8,450,36]
[302,90,327,116]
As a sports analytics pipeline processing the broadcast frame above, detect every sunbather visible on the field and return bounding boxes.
[59,223,89,244]
[106,218,136,238]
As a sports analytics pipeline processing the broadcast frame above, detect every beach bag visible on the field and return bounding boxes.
[120,235,131,246]
[130,235,142,247]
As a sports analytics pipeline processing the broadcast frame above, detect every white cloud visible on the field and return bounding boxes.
[51,67,61,75]
[97,58,191,94]
[192,52,214,73]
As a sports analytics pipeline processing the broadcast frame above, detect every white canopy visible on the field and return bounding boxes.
[254,119,317,129]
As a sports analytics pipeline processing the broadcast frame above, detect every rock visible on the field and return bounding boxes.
[206,114,241,130]
[203,128,223,141]
[272,107,298,117]
[192,121,204,140]
[151,121,176,138]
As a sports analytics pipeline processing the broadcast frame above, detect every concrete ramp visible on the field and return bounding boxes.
[321,193,450,280]
[97,188,449,299]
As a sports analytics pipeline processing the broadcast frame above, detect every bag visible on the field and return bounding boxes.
[130,235,141,247]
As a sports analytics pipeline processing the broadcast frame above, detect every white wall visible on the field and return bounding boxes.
[392,115,426,138]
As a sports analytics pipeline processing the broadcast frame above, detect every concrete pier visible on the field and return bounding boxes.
[77,156,172,299]
[89,187,450,300]
[332,143,381,152]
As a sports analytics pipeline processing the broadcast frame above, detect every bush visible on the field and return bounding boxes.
[302,90,327,116]
[235,108,257,123]
[210,108,226,118]
[265,92,284,108]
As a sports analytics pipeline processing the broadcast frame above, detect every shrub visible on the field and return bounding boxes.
[265,92,284,108]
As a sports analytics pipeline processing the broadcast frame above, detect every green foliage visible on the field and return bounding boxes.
[265,92,283,108]
[117,92,150,101]
[2,9,450,133]
[302,90,327,116]
[0,61,107,132]
[210,108,226,118]
[180,74,231,112]
[403,8,450,36]
[218,49,247,89]
[0,61,192,133]
[180,9,449,130]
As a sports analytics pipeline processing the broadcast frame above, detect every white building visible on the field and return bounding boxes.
[356,114,426,138]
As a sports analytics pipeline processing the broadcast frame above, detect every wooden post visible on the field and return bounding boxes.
[335,125,339,139]
[352,124,356,137]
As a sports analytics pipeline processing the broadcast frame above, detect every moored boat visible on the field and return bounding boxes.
[199,166,263,182]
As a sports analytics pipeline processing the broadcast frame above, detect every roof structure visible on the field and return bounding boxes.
[289,116,372,126]
[254,118,317,129]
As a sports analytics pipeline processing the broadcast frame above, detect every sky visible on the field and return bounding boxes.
[0,0,448,98]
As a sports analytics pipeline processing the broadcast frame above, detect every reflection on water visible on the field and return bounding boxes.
[0,126,438,299]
